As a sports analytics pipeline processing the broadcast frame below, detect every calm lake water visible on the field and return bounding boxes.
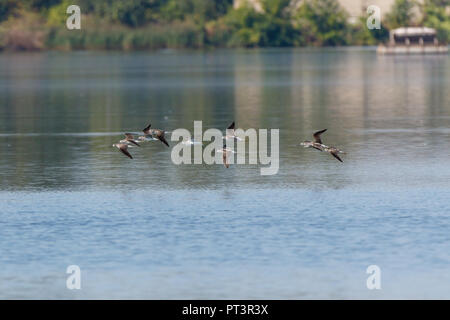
[1,48,450,299]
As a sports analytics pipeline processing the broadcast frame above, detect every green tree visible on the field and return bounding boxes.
[220,0,300,47]
[161,0,232,22]
[74,0,166,27]
[28,0,63,9]
[421,0,450,43]
[0,0,18,22]
[385,0,416,29]
[294,0,350,46]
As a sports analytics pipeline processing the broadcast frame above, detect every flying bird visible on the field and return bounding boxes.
[217,143,235,168]
[141,123,170,147]
[222,144,230,168]
[300,129,327,151]
[223,121,242,141]
[323,146,345,163]
[300,129,345,162]
[120,133,141,147]
[113,143,133,159]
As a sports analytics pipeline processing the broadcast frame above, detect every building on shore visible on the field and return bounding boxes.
[377,27,449,54]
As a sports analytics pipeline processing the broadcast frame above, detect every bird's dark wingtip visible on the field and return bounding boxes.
[143,124,151,132]
[160,136,170,147]
[331,152,343,162]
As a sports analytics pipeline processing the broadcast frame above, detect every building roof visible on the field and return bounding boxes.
[391,27,436,37]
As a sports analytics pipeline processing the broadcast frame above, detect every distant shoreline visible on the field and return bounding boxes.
[0,45,383,54]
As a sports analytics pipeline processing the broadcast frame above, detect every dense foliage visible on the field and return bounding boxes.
[0,0,448,50]
[421,0,450,43]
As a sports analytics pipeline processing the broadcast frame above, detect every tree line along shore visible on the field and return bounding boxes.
[0,0,449,51]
